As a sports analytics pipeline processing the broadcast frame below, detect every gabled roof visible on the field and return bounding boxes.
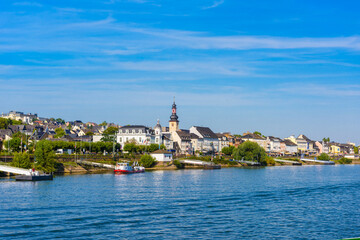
[176,130,192,141]
[152,149,171,154]
[242,132,265,140]
[283,139,297,146]
[297,134,311,142]
[192,126,218,139]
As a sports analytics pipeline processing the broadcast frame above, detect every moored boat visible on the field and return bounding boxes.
[114,162,145,174]
[15,169,53,181]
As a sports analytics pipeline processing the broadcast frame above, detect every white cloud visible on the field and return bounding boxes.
[203,0,225,10]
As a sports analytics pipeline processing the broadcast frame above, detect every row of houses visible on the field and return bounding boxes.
[0,106,357,156]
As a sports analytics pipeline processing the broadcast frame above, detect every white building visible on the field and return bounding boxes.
[1,111,38,124]
[267,136,282,153]
[189,126,219,153]
[117,125,155,147]
[150,149,173,162]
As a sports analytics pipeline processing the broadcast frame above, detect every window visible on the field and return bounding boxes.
[120,138,122,142]
[156,138,158,143]
[139,137,141,142]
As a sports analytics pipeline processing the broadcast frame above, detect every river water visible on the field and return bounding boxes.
[1,165,360,239]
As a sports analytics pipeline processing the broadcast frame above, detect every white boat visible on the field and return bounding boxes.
[114,162,145,174]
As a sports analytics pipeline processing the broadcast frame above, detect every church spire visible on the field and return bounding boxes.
[169,97,179,132]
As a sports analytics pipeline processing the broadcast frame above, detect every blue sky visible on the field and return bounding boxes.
[1,0,360,143]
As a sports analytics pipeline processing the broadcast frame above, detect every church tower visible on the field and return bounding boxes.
[169,97,179,132]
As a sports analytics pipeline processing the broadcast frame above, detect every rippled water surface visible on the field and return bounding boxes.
[1,165,360,239]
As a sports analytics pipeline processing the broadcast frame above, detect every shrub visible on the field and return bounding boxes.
[337,157,352,164]
[265,156,276,166]
[173,159,184,169]
[318,153,330,161]
[140,154,156,168]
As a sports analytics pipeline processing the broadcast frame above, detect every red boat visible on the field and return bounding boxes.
[114,162,145,174]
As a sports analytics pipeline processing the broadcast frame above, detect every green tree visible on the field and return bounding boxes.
[253,131,262,136]
[99,121,107,126]
[34,140,56,173]
[160,144,166,150]
[0,118,9,129]
[101,126,118,142]
[221,145,235,156]
[103,126,118,135]
[54,128,66,138]
[56,118,65,124]
[124,143,137,153]
[12,119,23,125]
[147,143,160,152]
[3,138,22,152]
[11,152,32,169]
[354,146,359,154]
[233,141,267,165]
[86,131,94,136]
[67,124,72,130]
[140,154,156,168]
[318,153,330,161]
[322,137,330,143]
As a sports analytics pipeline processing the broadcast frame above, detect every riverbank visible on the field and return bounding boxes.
[1,158,359,177]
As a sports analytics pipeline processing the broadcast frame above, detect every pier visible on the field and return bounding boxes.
[274,159,302,165]
[179,160,221,169]
[236,160,261,166]
[76,160,115,169]
[300,158,335,165]
[0,165,31,176]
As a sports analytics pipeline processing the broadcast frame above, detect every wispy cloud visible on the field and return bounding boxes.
[203,0,225,10]
[278,83,360,97]
[13,1,42,7]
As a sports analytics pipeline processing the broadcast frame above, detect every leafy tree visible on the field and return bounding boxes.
[354,146,359,154]
[56,118,65,124]
[221,146,235,156]
[318,153,330,161]
[233,141,267,165]
[140,154,156,168]
[322,137,330,143]
[34,140,56,173]
[101,126,118,142]
[3,138,21,152]
[54,128,66,138]
[99,121,107,126]
[14,120,23,125]
[11,152,32,169]
[124,143,137,153]
[67,124,72,130]
[147,143,160,152]
[86,131,94,136]
[253,131,262,136]
[0,118,9,129]
[103,126,118,135]
[160,144,166,150]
